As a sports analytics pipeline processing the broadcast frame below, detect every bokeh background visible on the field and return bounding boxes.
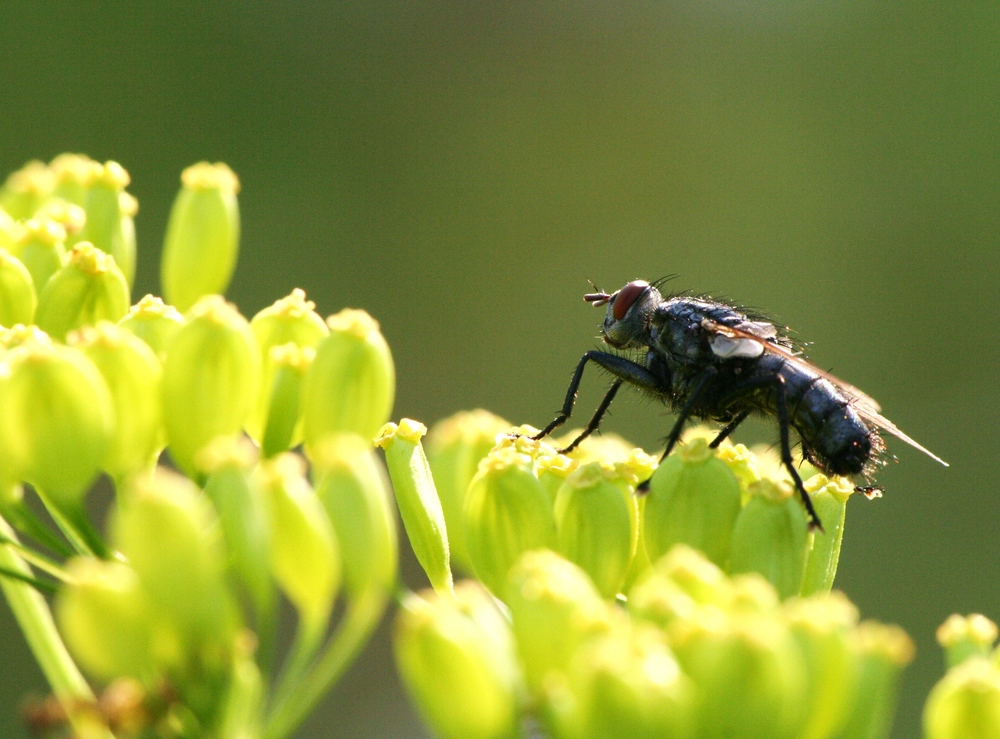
[1,2,996,737]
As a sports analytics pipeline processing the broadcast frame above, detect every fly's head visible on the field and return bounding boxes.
[585,279,660,350]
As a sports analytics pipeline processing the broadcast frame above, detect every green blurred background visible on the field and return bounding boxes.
[0,2,995,737]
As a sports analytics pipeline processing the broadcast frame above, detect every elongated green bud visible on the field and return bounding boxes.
[50,154,99,208]
[838,622,914,739]
[464,447,556,597]
[643,437,742,568]
[118,294,185,361]
[0,161,52,219]
[161,162,240,312]
[376,420,452,594]
[925,657,1000,739]
[313,433,398,601]
[302,308,395,448]
[255,454,340,636]
[0,248,37,326]
[260,344,314,458]
[33,199,86,241]
[70,323,163,480]
[937,614,999,669]
[35,242,130,341]
[728,478,809,600]
[0,208,23,252]
[0,338,113,510]
[554,462,633,599]
[56,558,154,681]
[15,218,66,292]
[79,161,136,288]
[800,475,853,596]
[628,545,730,629]
[506,549,613,694]
[395,582,522,739]
[426,410,509,574]
[161,295,259,478]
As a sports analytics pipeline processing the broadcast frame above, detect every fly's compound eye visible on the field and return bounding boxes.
[612,280,650,320]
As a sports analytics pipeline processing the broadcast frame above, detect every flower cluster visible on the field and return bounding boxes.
[0,156,398,739]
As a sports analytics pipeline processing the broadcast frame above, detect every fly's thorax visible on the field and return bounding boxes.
[600,282,662,349]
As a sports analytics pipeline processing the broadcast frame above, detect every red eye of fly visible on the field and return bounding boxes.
[612,280,650,320]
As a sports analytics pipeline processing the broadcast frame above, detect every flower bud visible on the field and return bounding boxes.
[555,429,636,465]
[118,294,185,361]
[628,545,730,628]
[79,161,136,288]
[50,154,99,207]
[0,339,113,510]
[395,582,522,739]
[554,462,633,598]
[838,622,914,739]
[69,323,163,480]
[643,437,742,568]
[313,433,398,601]
[56,558,153,681]
[35,242,130,341]
[161,295,259,478]
[924,657,1000,739]
[255,454,340,636]
[376,420,452,594]
[535,452,577,507]
[506,550,613,693]
[259,343,314,458]
[426,410,508,575]
[0,248,37,327]
[161,162,240,312]
[937,614,999,669]
[32,199,87,240]
[0,161,52,219]
[464,447,556,597]
[0,208,23,252]
[15,218,66,292]
[247,289,328,444]
[728,478,809,600]
[302,309,395,448]
[800,475,853,596]
[113,469,237,667]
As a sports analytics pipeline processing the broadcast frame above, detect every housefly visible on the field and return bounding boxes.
[530,279,947,530]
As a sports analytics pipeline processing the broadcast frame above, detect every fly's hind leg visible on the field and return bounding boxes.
[709,409,751,449]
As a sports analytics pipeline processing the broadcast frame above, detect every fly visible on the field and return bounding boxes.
[530,279,948,530]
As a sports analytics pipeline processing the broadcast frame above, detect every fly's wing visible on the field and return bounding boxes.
[701,318,949,466]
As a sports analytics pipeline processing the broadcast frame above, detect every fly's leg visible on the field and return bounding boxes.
[709,409,751,449]
[774,375,823,531]
[558,381,622,454]
[531,353,593,440]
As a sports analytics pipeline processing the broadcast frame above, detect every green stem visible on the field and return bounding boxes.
[266,618,323,722]
[0,516,115,739]
[0,532,70,581]
[35,491,109,559]
[3,499,74,558]
[0,564,56,592]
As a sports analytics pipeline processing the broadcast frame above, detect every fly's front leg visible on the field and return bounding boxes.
[774,375,823,531]
[558,381,621,454]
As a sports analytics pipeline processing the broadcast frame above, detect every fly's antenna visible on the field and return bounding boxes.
[584,278,612,306]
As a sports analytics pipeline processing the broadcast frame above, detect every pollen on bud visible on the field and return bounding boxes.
[50,154,100,207]
[161,295,259,478]
[35,242,130,341]
[302,308,395,448]
[118,294,185,361]
[161,162,240,312]
[33,199,86,238]
[937,614,1000,668]
[0,249,37,327]
[643,437,742,568]
[463,446,556,597]
[15,218,67,292]
[426,410,509,574]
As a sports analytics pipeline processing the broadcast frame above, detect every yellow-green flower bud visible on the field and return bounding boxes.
[785,593,860,739]
[33,199,87,240]
[247,289,328,444]
[302,308,395,448]
[715,441,763,491]
[800,475,853,596]
[376,420,452,594]
[643,437,742,568]
[50,154,99,207]
[506,549,613,693]
[35,242,130,341]
[0,248,37,326]
[554,462,633,599]
[426,410,508,575]
[255,454,340,636]
[464,447,556,597]
[838,622,914,739]
[15,218,66,292]
[395,582,522,739]
[161,295,259,478]
[118,294,185,361]
[0,208,23,252]
[313,433,398,601]
[0,324,48,350]
[535,452,577,506]
[925,657,1000,739]
[56,558,153,681]
[260,343,314,458]
[69,323,163,480]
[0,161,52,219]
[728,478,809,600]
[113,469,237,666]
[937,614,999,669]
[628,545,730,628]
[161,162,240,312]
[0,339,113,510]
[555,429,637,465]
[79,161,136,288]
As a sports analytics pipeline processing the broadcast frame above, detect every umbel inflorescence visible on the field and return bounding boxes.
[0,155,995,739]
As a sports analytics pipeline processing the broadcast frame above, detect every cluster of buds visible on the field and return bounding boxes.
[0,156,399,739]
